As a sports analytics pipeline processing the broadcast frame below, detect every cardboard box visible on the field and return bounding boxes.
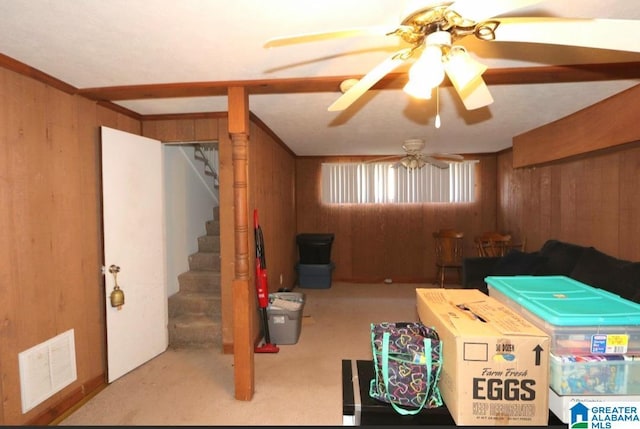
[416,288,550,426]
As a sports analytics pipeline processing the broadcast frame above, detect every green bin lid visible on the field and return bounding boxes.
[485,275,640,326]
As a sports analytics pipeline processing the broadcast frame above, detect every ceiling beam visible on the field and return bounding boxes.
[77,62,640,101]
[3,51,639,103]
[0,53,77,94]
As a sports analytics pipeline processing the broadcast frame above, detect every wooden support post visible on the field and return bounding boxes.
[232,278,253,400]
[231,132,250,280]
[227,86,254,400]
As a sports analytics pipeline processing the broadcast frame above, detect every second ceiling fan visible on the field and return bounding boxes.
[264,0,640,112]
[369,138,463,169]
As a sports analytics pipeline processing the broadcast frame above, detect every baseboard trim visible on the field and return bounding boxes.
[28,374,106,425]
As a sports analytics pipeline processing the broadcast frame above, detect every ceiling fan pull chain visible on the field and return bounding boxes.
[435,86,441,129]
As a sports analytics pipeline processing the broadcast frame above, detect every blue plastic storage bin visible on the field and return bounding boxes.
[296,263,334,289]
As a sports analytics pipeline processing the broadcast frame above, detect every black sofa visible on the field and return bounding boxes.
[462,239,640,303]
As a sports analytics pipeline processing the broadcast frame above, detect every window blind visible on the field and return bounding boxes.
[321,160,477,204]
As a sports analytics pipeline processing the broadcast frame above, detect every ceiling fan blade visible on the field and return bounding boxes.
[448,0,545,24]
[424,156,450,169]
[430,153,465,161]
[365,155,401,163]
[264,26,394,48]
[328,48,412,112]
[455,75,494,110]
[492,18,640,53]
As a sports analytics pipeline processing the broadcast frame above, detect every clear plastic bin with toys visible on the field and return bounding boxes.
[485,275,640,355]
[550,353,640,395]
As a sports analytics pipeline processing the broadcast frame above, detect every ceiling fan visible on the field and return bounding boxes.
[368,138,463,169]
[264,0,640,112]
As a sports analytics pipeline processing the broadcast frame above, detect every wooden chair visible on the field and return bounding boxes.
[433,229,464,288]
[508,236,527,253]
[474,232,512,257]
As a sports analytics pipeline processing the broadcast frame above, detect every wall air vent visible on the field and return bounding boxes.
[18,329,77,413]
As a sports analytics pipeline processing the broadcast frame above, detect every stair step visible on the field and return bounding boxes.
[168,291,221,318]
[188,252,220,271]
[169,204,222,350]
[168,314,221,348]
[205,220,219,236]
[198,235,220,252]
[178,270,221,293]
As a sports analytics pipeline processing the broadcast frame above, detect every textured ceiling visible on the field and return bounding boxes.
[1,0,639,157]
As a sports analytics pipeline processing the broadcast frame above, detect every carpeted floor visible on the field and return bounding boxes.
[58,281,448,426]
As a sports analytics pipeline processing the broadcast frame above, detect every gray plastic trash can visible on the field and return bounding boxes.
[266,292,306,345]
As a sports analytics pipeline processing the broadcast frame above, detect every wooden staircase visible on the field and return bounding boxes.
[168,208,222,348]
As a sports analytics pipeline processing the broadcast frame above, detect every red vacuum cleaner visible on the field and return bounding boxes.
[253,209,280,353]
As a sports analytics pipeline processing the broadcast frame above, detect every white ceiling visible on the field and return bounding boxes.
[1,0,639,156]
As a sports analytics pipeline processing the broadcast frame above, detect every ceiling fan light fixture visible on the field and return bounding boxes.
[400,156,425,170]
[402,138,425,153]
[404,45,444,99]
[458,76,494,110]
[443,46,488,91]
[404,31,451,100]
[410,45,445,85]
[403,79,432,99]
[425,30,452,47]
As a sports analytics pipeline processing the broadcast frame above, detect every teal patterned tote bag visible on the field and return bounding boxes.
[369,321,443,415]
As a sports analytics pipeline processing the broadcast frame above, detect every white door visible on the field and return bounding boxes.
[101,126,168,382]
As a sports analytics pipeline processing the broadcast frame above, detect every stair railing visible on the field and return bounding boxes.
[193,143,219,188]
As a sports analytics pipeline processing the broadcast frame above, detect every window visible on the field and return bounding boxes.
[321,160,477,204]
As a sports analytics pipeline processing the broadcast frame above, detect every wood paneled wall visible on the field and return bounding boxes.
[0,67,139,425]
[513,84,640,168]
[248,121,297,292]
[501,83,640,259]
[142,115,221,142]
[499,140,640,260]
[294,155,503,283]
